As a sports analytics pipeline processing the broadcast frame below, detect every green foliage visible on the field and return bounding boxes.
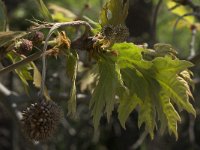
[89,58,125,129]
[99,0,129,26]
[66,50,78,116]
[89,42,195,139]
[118,94,142,128]
[7,52,33,94]
[0,0,7,31]
[35,0,53,22]
[0,0,196,142]
[166,0,195,25]
[0,31,26,47]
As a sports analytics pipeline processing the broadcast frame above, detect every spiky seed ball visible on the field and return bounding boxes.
[30,31,44,44]
[21,100,63,141]
[114,24,129,43]
[101,24,129,43]
[102,24,115,40]
[15,39,33,55]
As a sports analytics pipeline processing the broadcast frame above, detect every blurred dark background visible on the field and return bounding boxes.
[0,0,200,150]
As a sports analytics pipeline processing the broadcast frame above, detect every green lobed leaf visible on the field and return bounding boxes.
[99,0,129,26]
[118,94,141,128]
[153,43,178,57]
[152,56,194,75]
[152,57,195,116]
[80,65,98,92]
[35,0,53,22]
[113,42,152,69]
[66,50,78,117]
[138,97,156,139]
[159,90,181,139]
[177,76,193,99]
[121,68,149,101]
[179,70,194,90]
[112,42,195,139]
[84,40,194,138]
[89,58,124,129]
[148,80,168,135]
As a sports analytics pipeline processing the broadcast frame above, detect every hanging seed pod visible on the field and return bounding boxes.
[21,100,63,141]
[14,39,33,55]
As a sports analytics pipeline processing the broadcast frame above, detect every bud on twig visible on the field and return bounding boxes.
[29,31,44,44]
[14,39,33,55]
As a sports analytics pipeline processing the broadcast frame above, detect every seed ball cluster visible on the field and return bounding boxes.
[15,39,33,55]
[21,100,63,141]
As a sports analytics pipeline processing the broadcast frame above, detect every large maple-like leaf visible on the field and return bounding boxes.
[89,58,124,129]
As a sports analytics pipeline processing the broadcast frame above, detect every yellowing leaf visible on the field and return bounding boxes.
[167,1,195,24]
[159,90,181,139]
[152,58,196,116]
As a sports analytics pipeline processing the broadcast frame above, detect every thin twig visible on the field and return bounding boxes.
[175,0,200,13]
[188,28,197,59]
[0,51,42,76]
[188,115,195,144]
[172,13,195,41]
[39,21,92,99]
[129,131,148,150]
[0,21,92,78]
